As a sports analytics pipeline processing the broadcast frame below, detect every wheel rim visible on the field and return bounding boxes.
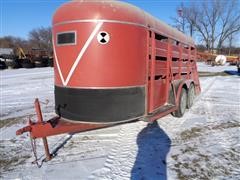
[189,86,195,107]
[180,90,187,114]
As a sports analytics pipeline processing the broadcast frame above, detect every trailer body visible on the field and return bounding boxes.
[16,0,201,162]
[52,0,200,123]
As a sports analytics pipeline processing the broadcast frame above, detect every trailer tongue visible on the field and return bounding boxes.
[16,98,109,165]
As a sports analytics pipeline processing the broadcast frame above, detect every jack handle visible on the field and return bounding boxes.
[16,125,32,135]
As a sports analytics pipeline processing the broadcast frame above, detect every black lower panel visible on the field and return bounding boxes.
[55,86,145,123]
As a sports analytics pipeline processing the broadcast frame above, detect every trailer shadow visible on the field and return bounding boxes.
[51,134,73,158]
[131,121,171,180]
[224,70,240,76]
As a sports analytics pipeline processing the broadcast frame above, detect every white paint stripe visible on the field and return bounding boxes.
[64,22,103,86]
[52,22,103,86]
[53,37,65,85]
[53,19,146,28]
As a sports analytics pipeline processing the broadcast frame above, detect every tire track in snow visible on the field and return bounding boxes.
[89,121,147,179]
[194,77,217,103]
[176,77,217,127]
[90,77,218,179]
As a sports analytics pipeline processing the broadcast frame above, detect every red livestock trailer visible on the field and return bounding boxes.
[17,0,201,162]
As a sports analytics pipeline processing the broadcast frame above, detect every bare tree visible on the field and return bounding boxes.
[0,36,30,54]
[29,27,52,52]
[0,27,53,56]
[173,3,185,33]
[227,34,233,55]
[174,0,240,53]
[216,0,240,50]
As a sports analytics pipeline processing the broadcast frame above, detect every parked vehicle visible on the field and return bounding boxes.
[30,48,50,67]
[0,47,53,69]
[17,47,35,68]
[237,60,240,73]
[0,48,19,69]
[0,57,7,69]
[197,51,239,66]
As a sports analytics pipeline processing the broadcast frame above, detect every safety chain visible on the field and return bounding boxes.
[30,135,45,168]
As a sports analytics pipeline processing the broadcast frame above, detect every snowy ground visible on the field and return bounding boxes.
[0,67,54,120]
[197,62,238,73]
[0,63,239,179]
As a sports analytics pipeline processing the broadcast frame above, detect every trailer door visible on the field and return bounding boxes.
[148,31,170,113]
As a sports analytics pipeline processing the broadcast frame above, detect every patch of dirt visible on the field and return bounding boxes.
[171,147,239,179]
[211,121,240,130]
[0,116,30,129]
[171,121,240,179]
[0,116,34,176]
[198,71,230,77]
[180,127,204,140]
[178,121,240,141]
[0,154,31,176]
[0,138,32,177]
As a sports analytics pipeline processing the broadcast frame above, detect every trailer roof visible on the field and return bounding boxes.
[53,0,195,46]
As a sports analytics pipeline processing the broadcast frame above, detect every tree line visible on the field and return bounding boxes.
[0,27,52,55]
[1,0,240,56]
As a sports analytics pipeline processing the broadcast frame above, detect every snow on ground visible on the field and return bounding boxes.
[197,62,238,72]
[0,67,54,121]
[0,63,239,179]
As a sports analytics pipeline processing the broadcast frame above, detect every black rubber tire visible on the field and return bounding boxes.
[48,58,54,67]
[22,59,35,68]
[0,54,16,59]
[187,84,195,109]
[172,88,187,118]
[34,61,47,67]
[22,63,35,68]
[0,61,7,70]
[6,59,22,69]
